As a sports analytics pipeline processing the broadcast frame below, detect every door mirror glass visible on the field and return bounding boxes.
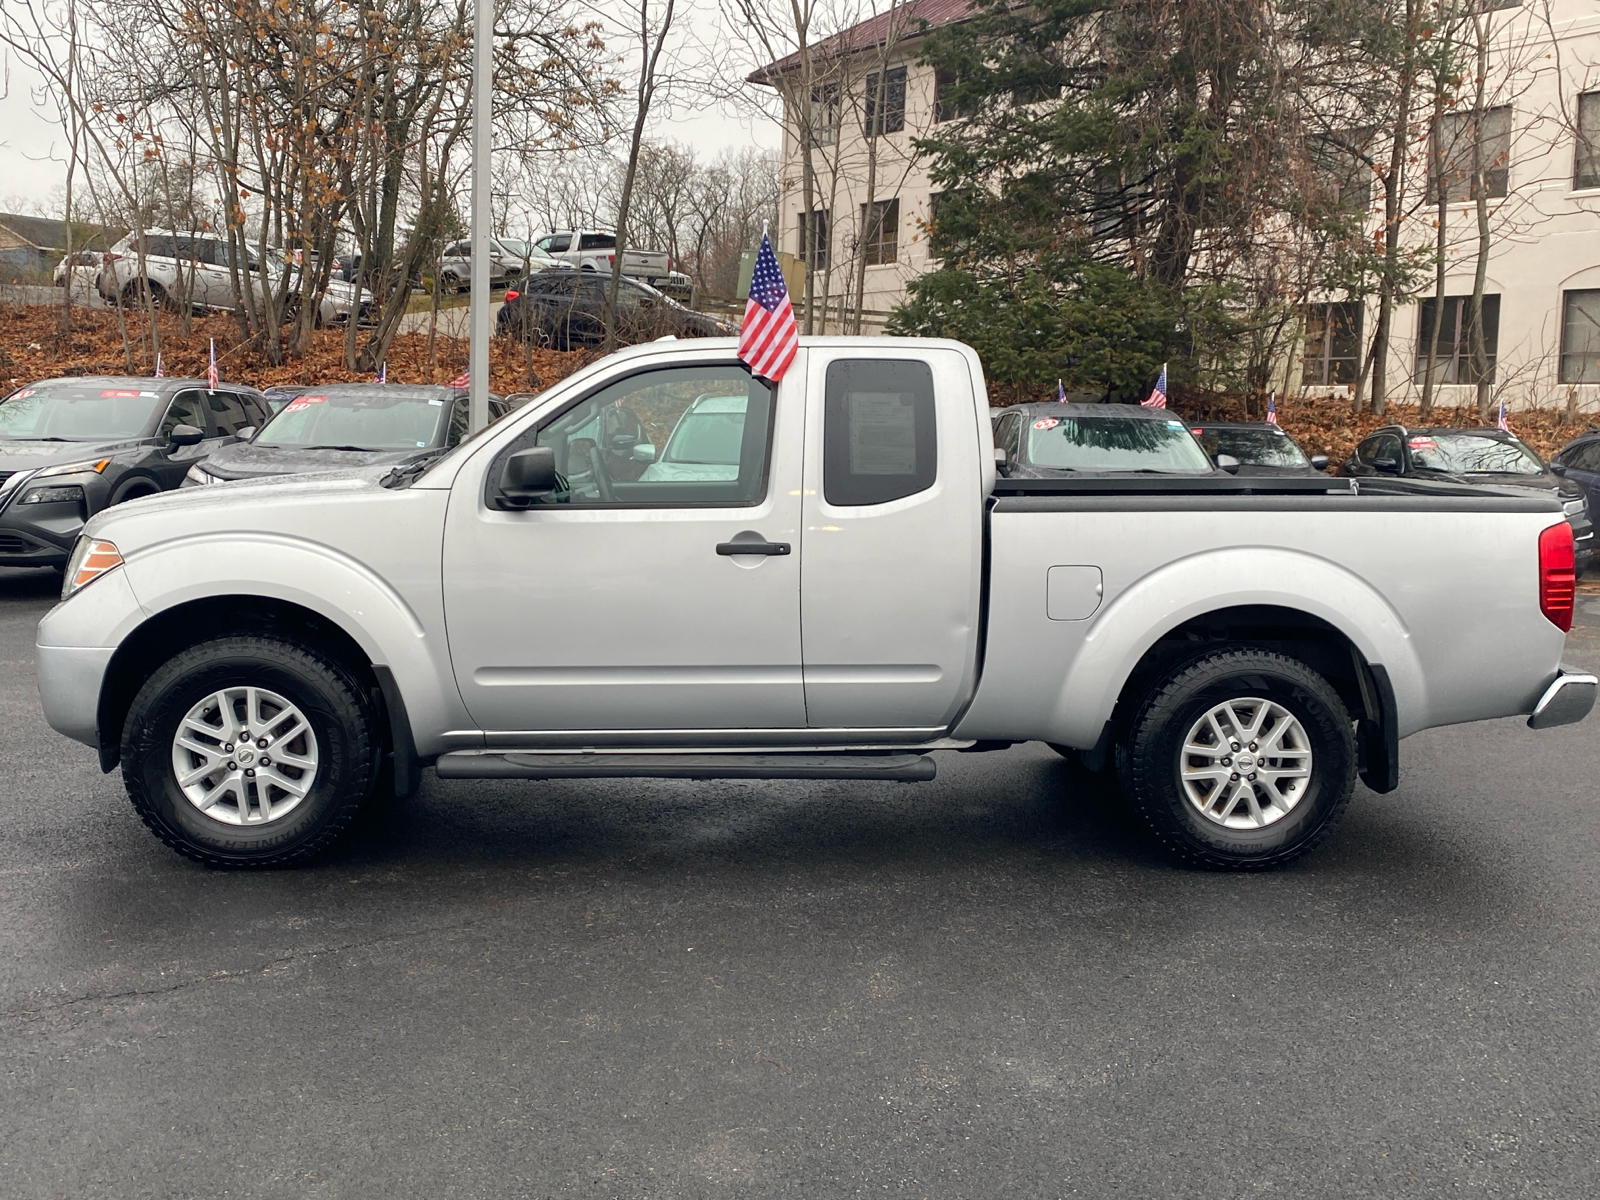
[1215,453,1241,473]
[494,447,559,508]
[631,442,657,463]
[167,423,204,447]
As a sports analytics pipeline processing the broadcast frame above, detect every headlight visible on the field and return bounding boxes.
[185,464,218,485]
[34,457,112,479]
[19,484,85,505]
[1564,497,1586,516]
[62,538,122,599]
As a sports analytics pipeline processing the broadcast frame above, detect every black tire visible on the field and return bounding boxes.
[1121,648,1356,870]
[121,636,377,868]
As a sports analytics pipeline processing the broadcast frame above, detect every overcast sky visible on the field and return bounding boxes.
[0,19,783,218]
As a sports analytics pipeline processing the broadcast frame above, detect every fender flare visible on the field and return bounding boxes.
[116,531,467,757]
[1041,546,1426,750]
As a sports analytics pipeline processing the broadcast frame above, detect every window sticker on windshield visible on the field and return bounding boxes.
[12,389,35,399]
[1166,420,1185,429]
[284,395,327,412]
[1033,418,1059,430]
[1408,437,1438,450]
[428,399,444,405]
[100,389,142,398]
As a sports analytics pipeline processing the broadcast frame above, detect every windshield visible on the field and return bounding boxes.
[255,391,449,450]
[663,396,747,464]
[1026,414,1214,473]
[1196,427,1309,468]
[1406,432,1544,475]
[0,384,165,440]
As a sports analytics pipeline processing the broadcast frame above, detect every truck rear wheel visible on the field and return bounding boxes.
[1121,648,1356,870]
[120,636,377,868]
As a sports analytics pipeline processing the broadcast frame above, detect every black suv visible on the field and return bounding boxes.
[1346,424,1594,566]
[497,268,733,349]
[0,376,270,569]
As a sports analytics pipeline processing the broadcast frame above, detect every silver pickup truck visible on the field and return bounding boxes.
[34,338,1596,870]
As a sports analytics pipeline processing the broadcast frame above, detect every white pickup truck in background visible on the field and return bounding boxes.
[34,338,1596,871]
[531,230,674,287]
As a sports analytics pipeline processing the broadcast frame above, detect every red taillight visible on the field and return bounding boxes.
[1539,521,1575,632]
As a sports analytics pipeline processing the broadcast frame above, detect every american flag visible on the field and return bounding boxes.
[153,352,163,379]
[738,231,798,382]
[451,372,469,388]
[1057,379,1067,403]
[207,339,218,390]
[1266,392,1278,425]
[1141,363,1167,409]
[1497,400,1510,431]
[374,362,387,384]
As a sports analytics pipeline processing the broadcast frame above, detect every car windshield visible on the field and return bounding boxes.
[1196,427,1310,468]
[0,384,165,440]
[1026,414,1214,472]
[254,390,449,450]
[662,396,747,464]
[1406,432,1544,475]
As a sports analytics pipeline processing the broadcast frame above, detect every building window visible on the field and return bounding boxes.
[859,199,899,266]
[1415,294,1500,384]
[798,209,829,272]
[1561,290,1600,383]
[1311,131,1375,211]
[1303,302,1363,386]
[1434,106,1512,202]
[806,83,839,148]
[1576,93,1600,190]
[864,67,906,136]
[934,68,961,123]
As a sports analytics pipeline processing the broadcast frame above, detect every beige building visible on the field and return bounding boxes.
[753,0,968,332]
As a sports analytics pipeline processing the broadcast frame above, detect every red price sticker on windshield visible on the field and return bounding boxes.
[100,389,142,398]
[1407,437,1437,450]
[12,388,35,399]
[284,395,327,412]
[1032,418,1059,430]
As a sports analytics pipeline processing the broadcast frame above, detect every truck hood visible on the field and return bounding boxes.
[0,436,153,472]
[85,469,388,540]
[198,441,440,481]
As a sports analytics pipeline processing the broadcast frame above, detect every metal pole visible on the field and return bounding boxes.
[467,0,492,431]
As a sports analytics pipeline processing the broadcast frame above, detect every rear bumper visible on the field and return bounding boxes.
[1527,665,1598,730]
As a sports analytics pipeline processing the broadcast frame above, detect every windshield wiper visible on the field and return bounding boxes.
[299,444,384,452]
[379,454,443,490]
[0,435,74,442]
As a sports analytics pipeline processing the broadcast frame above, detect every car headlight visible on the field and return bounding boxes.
[62,538,123,599]
[1564,497,1586,516]
[19,484,85,505]
[34,457,111,479]
[184,464,218,485]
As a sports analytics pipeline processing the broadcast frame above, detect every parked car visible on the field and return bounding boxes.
[434,238,558,291]
[1345,424,1593,566]
[183,384,513,487]
[37,337,1595,870]
[496,269,734,349]
[260,385,313,415]
[1190,422,1330,474]
[531,229,672,288]
[53,250,103,304]
[992,403,1220,477]
[1548,429,1600,528]
[99,233,372,326]
[0,376,268,568]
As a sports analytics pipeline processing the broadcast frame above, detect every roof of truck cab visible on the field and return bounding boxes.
[1006,402,1184,421]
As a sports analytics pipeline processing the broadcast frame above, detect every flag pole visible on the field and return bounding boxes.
[466,0,492,433]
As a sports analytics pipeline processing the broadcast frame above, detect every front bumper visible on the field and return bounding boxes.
[1527,665,1599,730]
[36,643,117,746]
[0,498,83,567]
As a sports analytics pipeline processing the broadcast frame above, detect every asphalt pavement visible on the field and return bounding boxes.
[2,564,1599,1198]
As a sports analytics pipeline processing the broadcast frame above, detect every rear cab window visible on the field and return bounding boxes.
[823,359,938,506]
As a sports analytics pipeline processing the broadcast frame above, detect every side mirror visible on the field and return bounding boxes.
[167,424,204,448]
[236,426,258,442]
[994,447,1008,466]
[1310,454,1329,471]
[631,443,657,463]
[1215,453,1241,474]
[1373,455,1401,473]
[1552,463,1568,475]
[493,446,558,509]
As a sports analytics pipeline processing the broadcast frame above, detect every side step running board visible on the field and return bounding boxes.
[434,751,937,782]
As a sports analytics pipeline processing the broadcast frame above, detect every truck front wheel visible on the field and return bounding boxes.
[120,636,377,867]
[1122,648,1356,870]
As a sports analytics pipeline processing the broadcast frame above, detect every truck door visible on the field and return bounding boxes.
[798,348,985,731]
[442,357,806,734]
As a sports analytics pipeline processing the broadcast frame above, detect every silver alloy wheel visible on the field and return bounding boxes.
[1179,697,1313,830]
[170,686,319,826]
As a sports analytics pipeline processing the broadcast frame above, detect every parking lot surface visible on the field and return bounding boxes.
[2,564,1599,1198]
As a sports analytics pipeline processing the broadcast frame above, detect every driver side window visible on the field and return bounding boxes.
[502,364,776,507]
[161,390,209,436]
